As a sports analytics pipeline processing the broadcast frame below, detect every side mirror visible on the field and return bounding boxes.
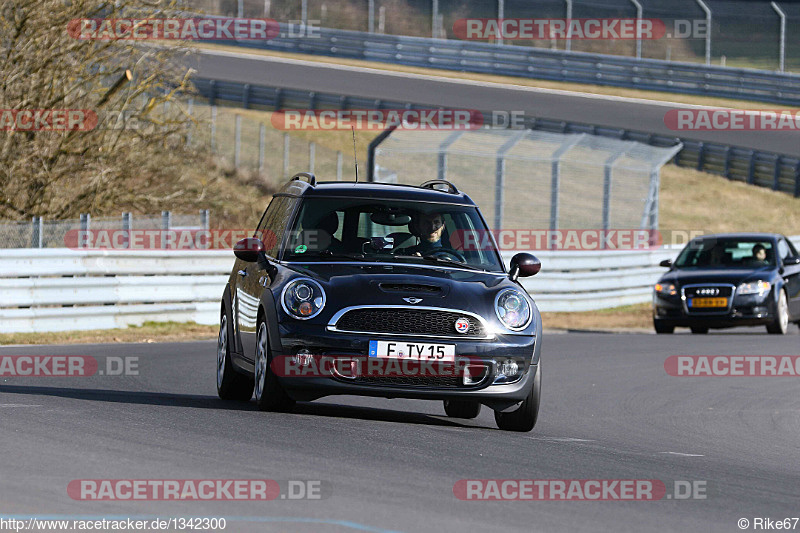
[234,237,265,262]
[786,256,800,266]
[659,259,673,268]
[509,253,541,281]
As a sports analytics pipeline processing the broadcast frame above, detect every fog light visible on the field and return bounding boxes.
[292,349,314,366]
[463,364,487,385]
[501,359,519,377]
[493,358,524,384]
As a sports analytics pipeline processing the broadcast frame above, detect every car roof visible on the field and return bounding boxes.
[692,232,782,241]
[275,178,477,206]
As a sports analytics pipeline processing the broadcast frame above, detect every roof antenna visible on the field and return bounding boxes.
[351,126,359,183]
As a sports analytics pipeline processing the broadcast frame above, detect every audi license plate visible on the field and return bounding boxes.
[368,340,455,362]
[689,297,728,308]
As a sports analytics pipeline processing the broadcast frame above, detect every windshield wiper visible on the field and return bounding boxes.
[292,250,368,261]
[394,254,484,272]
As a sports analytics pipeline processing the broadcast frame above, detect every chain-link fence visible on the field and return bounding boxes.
[0,211,208,249]
[372,128,682,231]
[192,0,800,72]
[186,102,346,182]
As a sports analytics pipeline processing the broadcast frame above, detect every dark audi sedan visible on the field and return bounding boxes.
[653,233,800,334]
[216,174,543,431]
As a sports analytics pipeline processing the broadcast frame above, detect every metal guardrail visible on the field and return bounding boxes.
[192,78,800,197]
[3,238,797,332]
[222,25,800,106]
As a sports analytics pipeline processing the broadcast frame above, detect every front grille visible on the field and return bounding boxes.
[352,375,464,388]
[684,286,733,298]
[334,308,486,337]
[379,283,442,294]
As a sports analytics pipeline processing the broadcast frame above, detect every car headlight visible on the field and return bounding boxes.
[281,278,326,319]
[495,289,531,330]
[737,280,771,296]
[654,283,677,296]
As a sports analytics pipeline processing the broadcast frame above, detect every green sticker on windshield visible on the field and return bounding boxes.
[294,244,308,254]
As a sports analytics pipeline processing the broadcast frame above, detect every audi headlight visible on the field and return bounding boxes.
[737,280,771,296]
[654,283,677,296]
[281,278,326,319]
[495,289,531,330]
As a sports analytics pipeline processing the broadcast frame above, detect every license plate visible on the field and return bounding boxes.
[368,340,455,362]
[689,297,728,308]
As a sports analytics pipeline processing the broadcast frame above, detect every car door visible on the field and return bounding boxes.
[236,195,298,362]
[778,237,800,318]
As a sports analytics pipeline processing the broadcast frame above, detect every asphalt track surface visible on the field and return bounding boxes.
[189,49,800,157]
[2,328,799,533]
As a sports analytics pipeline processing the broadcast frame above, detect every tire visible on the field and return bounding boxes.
[495,363,541,432]
[254,319,295,412]
[216,311,254,401]
[443,400,482,419]
[690,327,709,334]
[766,289,790,335]
[654,320,674,334]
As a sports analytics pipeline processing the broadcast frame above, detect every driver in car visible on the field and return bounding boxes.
[404,211,445,256]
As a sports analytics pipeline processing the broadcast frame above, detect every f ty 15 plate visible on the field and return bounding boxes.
[369,340,455,362]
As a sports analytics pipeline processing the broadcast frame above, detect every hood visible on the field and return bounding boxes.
[660,266,776,286]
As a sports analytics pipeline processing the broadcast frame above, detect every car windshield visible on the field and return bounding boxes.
[674,238,776,269]
[281,197,504,272]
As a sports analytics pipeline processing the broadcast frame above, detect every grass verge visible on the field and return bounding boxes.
[541,303,652,331]
[0,322,217,346]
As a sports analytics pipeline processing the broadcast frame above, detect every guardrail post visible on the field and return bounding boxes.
[309,142,316,174]
[773,155,782,191]
[201,209,209,231]
[747,151,756,184]
[794,161,800,197]
[234,115,242,168]
[696,142,705,171]
[723,146,732,178]
[283,133,290,178]
[31,216,42,249]
[79,214,90,249]
[161,211,171,249]
[337,151,343,181]
[122,212,131,249]
[208,80,216,106]
[274,88,283,111]
[258,123,266,173]
[210,106,217,151]
[242,84,251,109]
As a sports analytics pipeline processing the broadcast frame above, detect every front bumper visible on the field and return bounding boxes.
[653,291,776,328]
[271,321,539,411]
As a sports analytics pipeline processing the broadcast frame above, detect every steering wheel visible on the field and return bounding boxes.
[424,248,467,263]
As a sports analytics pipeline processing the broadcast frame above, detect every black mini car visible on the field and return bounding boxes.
[216,174,543,431]
[653,233,800,334]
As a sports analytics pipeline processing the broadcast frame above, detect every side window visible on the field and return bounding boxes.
[257,196,298,257]
[777,239,791,262]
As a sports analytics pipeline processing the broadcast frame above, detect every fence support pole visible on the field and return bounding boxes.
[432,0,438,38]
[696,0,712,65]
[494,130,527,230]
[497,0,504,46]
[210,106,217,151]
[550,135,583,235]
[630,0,642,59]
[79,214,91,249]
[201,209,209,231]
[234,115,242,168]
[771,2,786,72]
[31,216,43,249]
[437,130,465,181]
[258,124,266,173]
[565,0,572,52]
[602,149,628,246]
[309,142,316,174]
[336,151,343,181]
[368,0,375,33]
[186,98,194,146]
[122,212,132,249]
[161,211,171,249]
